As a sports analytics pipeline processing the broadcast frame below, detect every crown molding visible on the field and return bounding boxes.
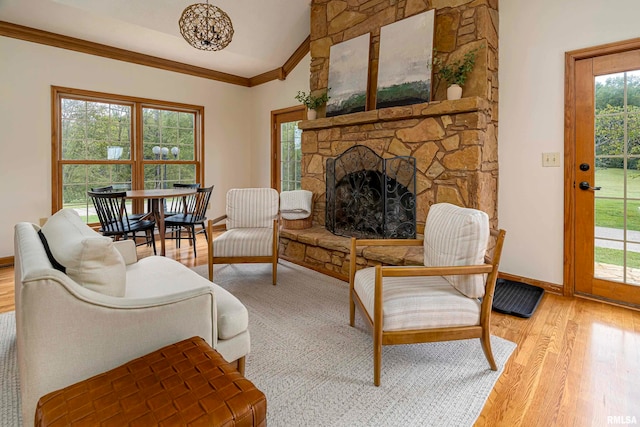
[248,36,310,87]
[0,20,310,87]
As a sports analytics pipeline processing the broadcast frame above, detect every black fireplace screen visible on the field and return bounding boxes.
[326,145,416,239]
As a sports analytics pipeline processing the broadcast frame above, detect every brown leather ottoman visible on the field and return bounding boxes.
[35,337,266,426]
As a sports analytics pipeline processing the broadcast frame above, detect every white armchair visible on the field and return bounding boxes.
[208,188,280,285]
[14,209,249,424]
[349,203,506,386]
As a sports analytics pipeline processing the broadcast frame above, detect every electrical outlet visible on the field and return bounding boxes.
[542,152,561,167]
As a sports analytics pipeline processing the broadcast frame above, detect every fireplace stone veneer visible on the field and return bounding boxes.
[298,97,497,230]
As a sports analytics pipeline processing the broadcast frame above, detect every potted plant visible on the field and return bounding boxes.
[433,48,479,100]
[295,90,329,120]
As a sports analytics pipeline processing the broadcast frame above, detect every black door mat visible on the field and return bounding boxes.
[492,279,544,318]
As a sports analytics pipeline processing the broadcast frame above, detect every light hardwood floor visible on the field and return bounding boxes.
[3,235,639,426]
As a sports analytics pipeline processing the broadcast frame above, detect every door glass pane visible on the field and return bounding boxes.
[627,70,640,109]
[628,114,640,155]
[595,164,624,198]
[280,121,302,191]
[595,114,624,156]
[594,70,640,285]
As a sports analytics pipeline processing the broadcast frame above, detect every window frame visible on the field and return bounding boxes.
[51,86,205,214]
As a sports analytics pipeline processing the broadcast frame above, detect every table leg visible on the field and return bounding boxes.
[152,198,166,256]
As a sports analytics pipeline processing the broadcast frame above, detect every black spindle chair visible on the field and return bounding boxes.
[88,190,157,255]
[165,185,213,256]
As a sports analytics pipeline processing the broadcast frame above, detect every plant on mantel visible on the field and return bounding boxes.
[295,90,330,120]
[433,47,479,100]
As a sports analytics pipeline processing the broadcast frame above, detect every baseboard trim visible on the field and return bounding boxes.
[575,292,640,311]
[498,272,563,295]
[0,256,14,268]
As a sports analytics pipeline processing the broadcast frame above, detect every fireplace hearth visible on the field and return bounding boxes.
[326,145,416,239]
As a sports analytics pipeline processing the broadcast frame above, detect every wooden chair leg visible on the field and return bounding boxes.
[271,222,278,286]
[236,356,246,376]
[272,254,277,286]
[349,291,355,327]
[373,333,382,386]
[480,328,497,371]
[207,220,214,281]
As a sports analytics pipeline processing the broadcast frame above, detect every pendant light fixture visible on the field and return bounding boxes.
[179,1,234,51]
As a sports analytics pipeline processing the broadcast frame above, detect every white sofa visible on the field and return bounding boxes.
[14,209,250,425]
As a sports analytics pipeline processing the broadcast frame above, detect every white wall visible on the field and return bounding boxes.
[5,0,640,286]
[248,53,311,186]
[499,0,640,285]
[0,36,252,257]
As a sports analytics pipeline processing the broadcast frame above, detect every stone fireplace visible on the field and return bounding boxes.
[279,0,499,279]
[326,144,416,239]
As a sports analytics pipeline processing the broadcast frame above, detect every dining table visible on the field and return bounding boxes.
[125,188,198,256]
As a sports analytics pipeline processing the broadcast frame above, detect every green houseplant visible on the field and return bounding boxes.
[433,48,479,100]
[295,90,329,119]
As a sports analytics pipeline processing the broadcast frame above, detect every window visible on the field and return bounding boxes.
[52,87,204,222]
[271,106,305,191]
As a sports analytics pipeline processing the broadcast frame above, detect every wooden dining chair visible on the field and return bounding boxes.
[88,190,157,254]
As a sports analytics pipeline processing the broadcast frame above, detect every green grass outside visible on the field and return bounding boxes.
[595,167,640,199]
[595,199,640,231]
[595,246,640,268]
[594,167,640,267]
[594,167,640,230]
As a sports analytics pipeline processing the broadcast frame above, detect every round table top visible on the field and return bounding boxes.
[125,188,198,199]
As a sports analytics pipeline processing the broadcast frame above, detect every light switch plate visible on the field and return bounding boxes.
[542,152,561,167]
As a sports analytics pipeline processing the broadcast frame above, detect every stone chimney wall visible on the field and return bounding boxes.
[301,0,499,227]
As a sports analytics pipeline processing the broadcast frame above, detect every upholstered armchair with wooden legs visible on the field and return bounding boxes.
[349,203,506,386]
[207,188,280,285]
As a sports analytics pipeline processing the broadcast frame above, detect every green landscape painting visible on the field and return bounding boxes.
[376,10,434,109]
[326,33,370,117]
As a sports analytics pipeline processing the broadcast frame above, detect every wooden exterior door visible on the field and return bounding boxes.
[568,42,640,306]
[271,106,305,192]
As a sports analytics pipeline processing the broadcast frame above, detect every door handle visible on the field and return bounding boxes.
[579,181,601,191]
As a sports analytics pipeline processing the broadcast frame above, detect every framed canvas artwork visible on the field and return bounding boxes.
[376,10,435,109]
[326,33,370,117]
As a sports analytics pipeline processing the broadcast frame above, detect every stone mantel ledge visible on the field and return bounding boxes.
[298,97,489,131]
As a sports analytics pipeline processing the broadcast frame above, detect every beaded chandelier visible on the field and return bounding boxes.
[179,1,234,51]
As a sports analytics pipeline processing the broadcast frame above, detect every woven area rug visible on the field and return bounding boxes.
[0,312,21,426]
[0,260,516,427]
[196,260,517,427]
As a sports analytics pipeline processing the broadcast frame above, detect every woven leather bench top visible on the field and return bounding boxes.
[35,337,266,426]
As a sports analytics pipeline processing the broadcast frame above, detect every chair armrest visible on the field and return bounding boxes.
[112,240,137,265]
[209,215,228,231]
[348,237,424,287]
[378,264,494,277]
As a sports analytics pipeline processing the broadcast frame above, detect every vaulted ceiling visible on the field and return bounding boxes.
[0,0,311,80]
